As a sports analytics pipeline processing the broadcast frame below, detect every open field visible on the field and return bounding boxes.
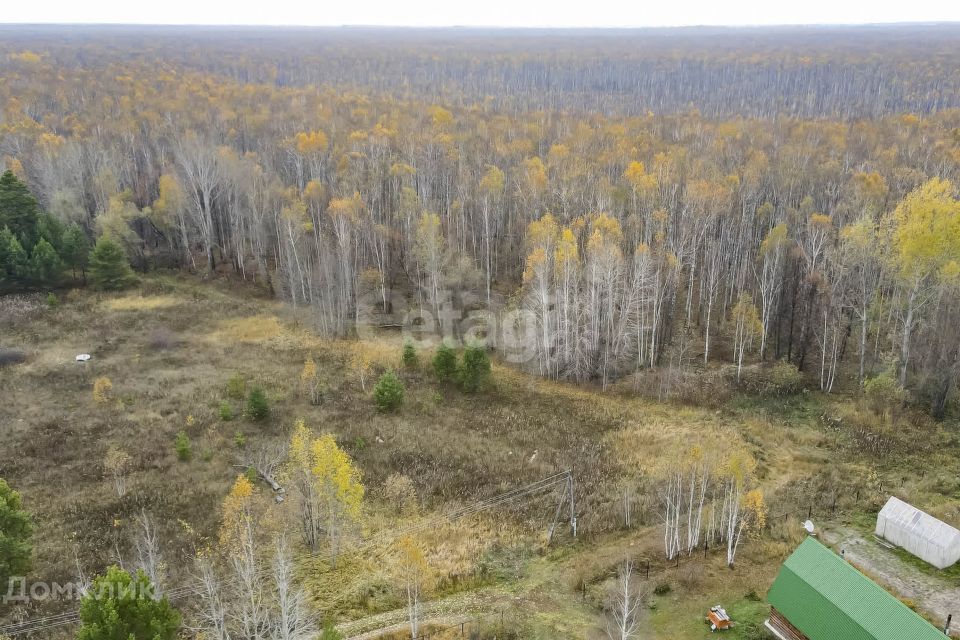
[1,273,959,638]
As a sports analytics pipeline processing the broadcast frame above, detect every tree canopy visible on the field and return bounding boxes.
[0,478,32,591]
[77,566,180,640]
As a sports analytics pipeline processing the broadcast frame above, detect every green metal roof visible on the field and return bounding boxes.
[767,537,945,640]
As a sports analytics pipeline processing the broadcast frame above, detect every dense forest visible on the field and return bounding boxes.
[1,25,959,416]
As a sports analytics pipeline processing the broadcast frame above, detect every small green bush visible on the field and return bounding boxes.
[458,344,491,393]
[174,431,191,462]
[45,292,59,308]
[219,401,234,422]
[226,373,246,400]
[864,370,907,415]
[765,360,804,395]
[245,467,258,484]
[374,370,405,413]
[432,342,458,382]
[233,431,246,448]
[246,386,269,421]
[320,621,343,640]
[728,360,803,396]
[653,582,671,596]
[402,341,418,369]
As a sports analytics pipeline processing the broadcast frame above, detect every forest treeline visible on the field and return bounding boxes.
[4,25,960,117]
[0,28,959,416]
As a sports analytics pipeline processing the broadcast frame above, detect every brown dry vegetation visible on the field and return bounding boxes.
[1,274,958,638]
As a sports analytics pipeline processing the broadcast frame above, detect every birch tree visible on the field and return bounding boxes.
[283,420,364,564]
[395,536,435,640]
[755,220,787,359]
[272,537,316,640]
[887,178,960,386]
[731,293,763,381]
[718,453,765,567]
[605,561,644,640]
[479,165,505,305]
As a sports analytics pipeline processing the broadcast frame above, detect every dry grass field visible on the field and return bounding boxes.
[1,273,958,639]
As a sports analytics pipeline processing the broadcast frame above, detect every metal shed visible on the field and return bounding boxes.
[766,537,946,640]
[875,496,960,569]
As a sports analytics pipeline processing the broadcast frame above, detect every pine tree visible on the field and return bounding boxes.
[246,386,270,421]
[402,341,418,369]
[0,478,32,591]
[458,344,491,393]
[373,371,405,412]
[36,214,65,254]
[0,230,29,288]
[29,237,61,284]
[0,170,40,250]
[77,566,180,640]
[88,236,136,291]
[61,224,90,281]
[432,343,458,383]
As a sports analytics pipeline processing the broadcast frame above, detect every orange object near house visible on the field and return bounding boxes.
[707,606,732,631]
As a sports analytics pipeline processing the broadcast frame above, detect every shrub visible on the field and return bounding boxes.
[45,292,59,308]
[864,370,907,416]
[728,360,803,396]
[246,386,269,421]
[174,431,191,461]
[0,348,26,367]
[402,341,418,369]
[226,373,246,399]
[374,370,405,413]
[766,360,804,395]
[88,236,137,291]
[219,401,234,421]
[320,621,343,640]
[77,566,180,640]
[432,343,458,382]
[653,582,671,596]
[233,431,246,448]
[458,344,491,393]
[92,377,113,404]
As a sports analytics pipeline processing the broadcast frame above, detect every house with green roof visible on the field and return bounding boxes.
[765,537,946,640]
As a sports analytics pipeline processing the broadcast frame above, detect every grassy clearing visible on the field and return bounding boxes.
[102,294,183,312]
[1,274,957,638]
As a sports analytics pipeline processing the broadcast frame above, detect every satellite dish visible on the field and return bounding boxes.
[803,520,816,534]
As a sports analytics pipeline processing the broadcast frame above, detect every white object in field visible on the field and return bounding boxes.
[876,496,960,569]
[803,520,815,534]
[75,354,91,362]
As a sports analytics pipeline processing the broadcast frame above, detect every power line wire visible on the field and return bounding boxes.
[0,471,571,637]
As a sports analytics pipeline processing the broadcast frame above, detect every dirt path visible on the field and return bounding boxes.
[822,525,960,636]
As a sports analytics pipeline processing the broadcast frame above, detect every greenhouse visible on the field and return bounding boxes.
[875,496,960,569]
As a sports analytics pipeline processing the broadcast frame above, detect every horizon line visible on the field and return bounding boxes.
[2,21,960,30]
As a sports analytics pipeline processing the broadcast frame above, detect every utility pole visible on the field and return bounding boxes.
[547,471,576,544]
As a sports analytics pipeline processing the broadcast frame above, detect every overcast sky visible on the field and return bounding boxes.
[3,0,959,27]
